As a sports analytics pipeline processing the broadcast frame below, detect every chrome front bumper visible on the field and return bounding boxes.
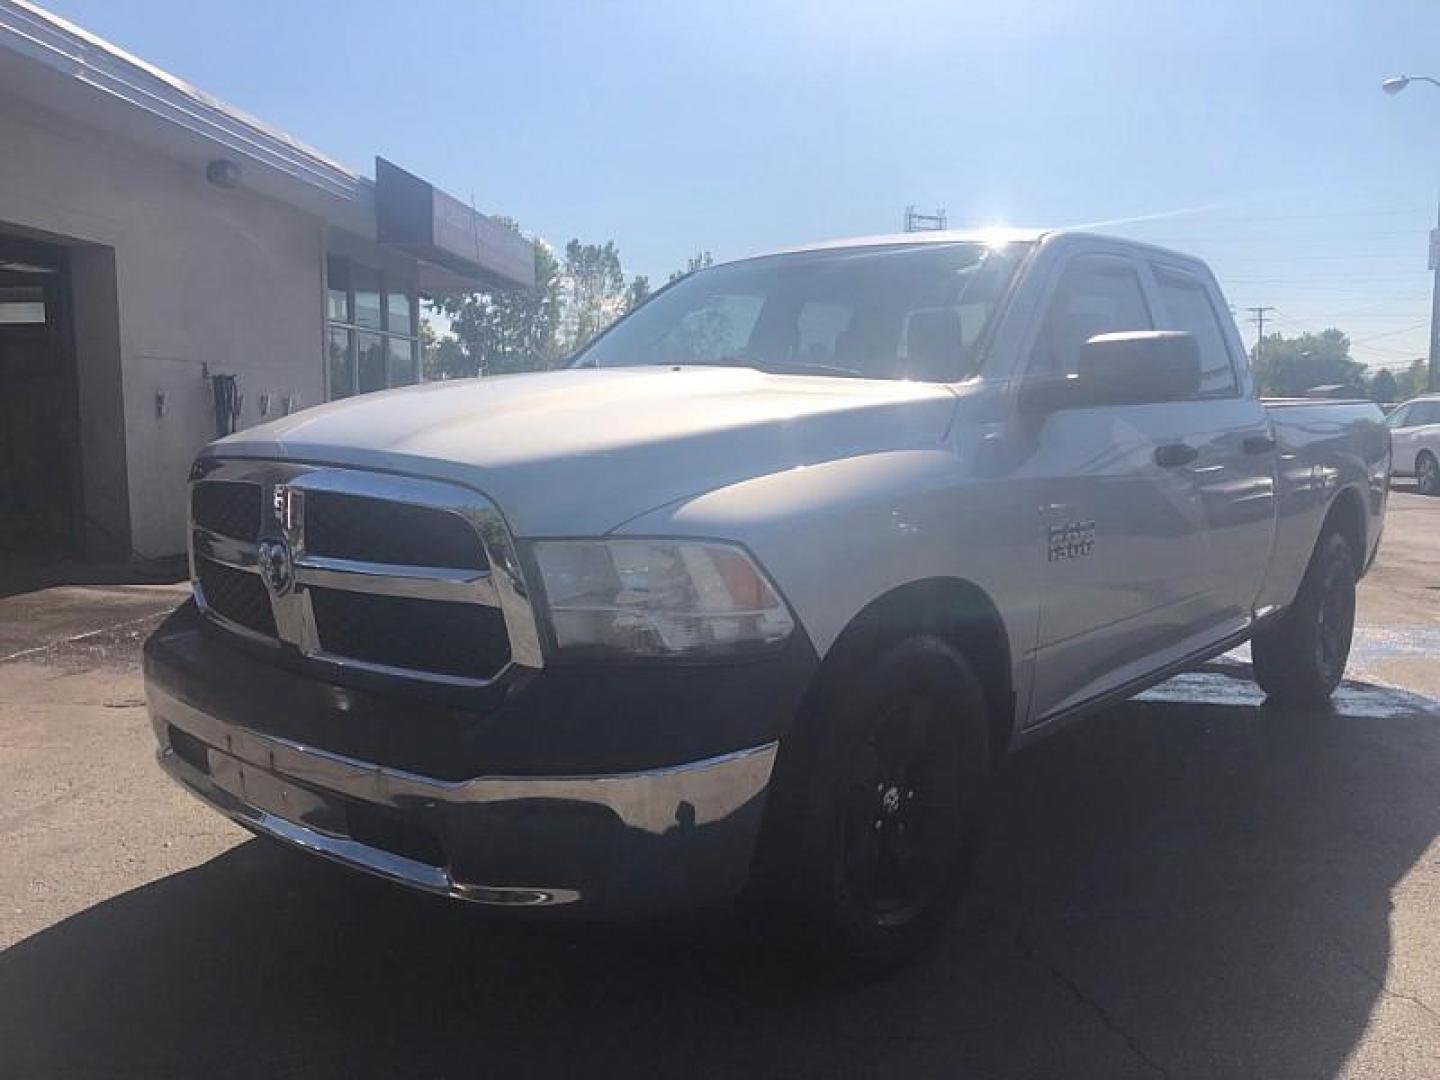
[150,682,778,914]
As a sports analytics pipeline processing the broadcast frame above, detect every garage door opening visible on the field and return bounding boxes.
[0,235,80,564]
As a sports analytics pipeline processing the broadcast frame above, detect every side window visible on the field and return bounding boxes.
[1153,267,1237,397]
[794,301,852,363]
[1386,405,1412,429]
[1033,256,1151,376]
[1414,402,1440,426]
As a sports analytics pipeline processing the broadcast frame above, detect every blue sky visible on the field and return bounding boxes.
[39,0,1440,370]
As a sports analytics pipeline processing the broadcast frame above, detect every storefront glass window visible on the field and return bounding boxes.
[357,332,386,393]
[324,257,423,400]
[328,326,354,399]
[354,280,382,331]
[325,257,350,323]
[386,291,413,337]
[388,336,417,385]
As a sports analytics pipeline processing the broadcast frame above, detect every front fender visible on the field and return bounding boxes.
[612,449,1039,673]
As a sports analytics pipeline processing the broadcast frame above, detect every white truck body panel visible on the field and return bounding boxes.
[210,229,1390,747]
[217,366,957,538]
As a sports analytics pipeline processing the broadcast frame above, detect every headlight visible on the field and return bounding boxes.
[533,539,794,658]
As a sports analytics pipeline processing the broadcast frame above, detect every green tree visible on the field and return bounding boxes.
[624,274,651,314]
[432,225,647,373]
[421,323,470,380]
[668,250,714,283]
[1251,329,1368,397]
[1392,357,1429,401]
[432,226,563,376]
[563,240,627,352]
[1370,368,1398,404]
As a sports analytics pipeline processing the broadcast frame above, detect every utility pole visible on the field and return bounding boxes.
[1247,306,1276,367]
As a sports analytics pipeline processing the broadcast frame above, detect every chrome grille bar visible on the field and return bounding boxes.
[293,555,499,605]
[187,459,542,685]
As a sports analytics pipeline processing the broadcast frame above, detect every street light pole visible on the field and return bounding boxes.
[1382,74,1440,392]
[1431,195,1440,393]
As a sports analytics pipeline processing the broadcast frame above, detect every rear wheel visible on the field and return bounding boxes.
[1251,531,1356,706]
[751,635,990,973]
[1417,451,1440,496]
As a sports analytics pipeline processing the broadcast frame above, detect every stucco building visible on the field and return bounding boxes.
[0,0,529,562]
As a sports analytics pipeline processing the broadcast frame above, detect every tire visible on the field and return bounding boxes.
[1251,531,1356,706]
[749,634,991,974]
[1417,451,1440,497]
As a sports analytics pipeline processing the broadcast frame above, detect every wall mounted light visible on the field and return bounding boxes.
[206,159,240,189]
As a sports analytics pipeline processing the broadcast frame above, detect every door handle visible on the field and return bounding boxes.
[1154,443,1199,468]
[1243,434,1277,455]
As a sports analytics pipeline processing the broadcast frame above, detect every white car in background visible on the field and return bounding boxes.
[1387,394,1440,495]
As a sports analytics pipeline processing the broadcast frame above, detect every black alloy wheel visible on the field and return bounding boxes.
[1251,531,1356,706]
[750,634,991,973]
[838,696,963,926]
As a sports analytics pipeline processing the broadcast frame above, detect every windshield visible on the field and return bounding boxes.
[573,241,1027,382]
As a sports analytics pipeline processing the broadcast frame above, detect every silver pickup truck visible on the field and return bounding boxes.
[145,228,1389,969]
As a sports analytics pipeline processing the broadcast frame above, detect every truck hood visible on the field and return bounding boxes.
[214,366,957,536]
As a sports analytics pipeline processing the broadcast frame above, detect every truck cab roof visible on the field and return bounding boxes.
[756,228,1210,272]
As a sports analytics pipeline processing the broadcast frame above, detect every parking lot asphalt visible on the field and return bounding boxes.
[2,489,1438,1079]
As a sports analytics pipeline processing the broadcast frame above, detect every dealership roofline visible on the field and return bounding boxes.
[0,1,532,290]
[1,0,364,201]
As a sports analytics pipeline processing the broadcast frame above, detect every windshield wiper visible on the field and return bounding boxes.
[761,360,865,378]
[656,356,864,378]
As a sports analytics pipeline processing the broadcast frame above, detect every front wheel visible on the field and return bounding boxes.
[1417,451,1440,496]
[1251,531,1356,706]
[750,635,991,973]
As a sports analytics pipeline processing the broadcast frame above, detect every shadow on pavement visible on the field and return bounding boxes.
[4,671,1439,1078]
[0,557,187,601]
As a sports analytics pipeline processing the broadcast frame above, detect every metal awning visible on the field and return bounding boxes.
[375,159,534,292]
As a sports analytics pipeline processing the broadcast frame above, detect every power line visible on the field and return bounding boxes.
[1214,253,1426,263]
[1358,343,1426,355]
[1316,292,1432,316]
[1117,207,1431,227]
[1128,230,1432,244]
[1358,352,1428,366]
[1219,273,1431,284]
[1348,320,1431,345]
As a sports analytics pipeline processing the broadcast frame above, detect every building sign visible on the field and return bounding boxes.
[375,158,535,289]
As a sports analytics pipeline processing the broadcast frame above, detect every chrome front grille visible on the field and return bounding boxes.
[188,461,541,686]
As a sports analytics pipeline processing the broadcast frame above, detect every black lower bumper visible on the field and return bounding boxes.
[144,603,816,915]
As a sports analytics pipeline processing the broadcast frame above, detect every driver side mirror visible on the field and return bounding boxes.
[1021,330,1201,413]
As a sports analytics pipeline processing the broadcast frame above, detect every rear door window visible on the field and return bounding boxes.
[1152,267,1238,398]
